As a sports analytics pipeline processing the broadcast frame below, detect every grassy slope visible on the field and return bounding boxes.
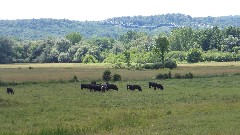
[0,76,240,134]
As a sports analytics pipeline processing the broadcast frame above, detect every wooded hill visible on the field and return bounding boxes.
[1,13,240,40]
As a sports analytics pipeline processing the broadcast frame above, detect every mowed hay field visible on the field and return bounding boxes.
[0,62,240,135]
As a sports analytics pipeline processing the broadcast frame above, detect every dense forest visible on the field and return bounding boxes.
[1,13,240,40]
[0,14,240,65]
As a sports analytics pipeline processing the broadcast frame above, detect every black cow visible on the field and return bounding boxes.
[106,83,118,91]
[89,84,107,93]
[127,84,142,91]
[7,88,14,94]
[81,84,91,90]
[149,82,164,90]
[101,85,108,92]
[149,82,156,89]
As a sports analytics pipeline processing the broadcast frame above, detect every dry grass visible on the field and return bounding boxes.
[0,62,240,82]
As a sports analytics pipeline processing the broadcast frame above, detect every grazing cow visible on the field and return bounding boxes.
[106,83,118,91]
[81,84,91,90]
[88,84,107,93]
[7,88,14,94]
[149,82,164,90]
[127,84,142,91]
[101,85,108,92]
[149,82,156,89]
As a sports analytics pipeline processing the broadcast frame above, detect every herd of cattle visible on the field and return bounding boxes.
[80,81,164,92]
[6,82,164,95]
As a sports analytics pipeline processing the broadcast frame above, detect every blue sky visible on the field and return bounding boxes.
[1,0,240,21]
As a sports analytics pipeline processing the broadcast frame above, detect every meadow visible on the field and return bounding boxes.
[0,62,240,135]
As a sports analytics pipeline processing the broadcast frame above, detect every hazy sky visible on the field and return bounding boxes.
[1,0,240,21]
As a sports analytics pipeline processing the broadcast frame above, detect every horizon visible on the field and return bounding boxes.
[1,0,240,21]
[1,13,240,22]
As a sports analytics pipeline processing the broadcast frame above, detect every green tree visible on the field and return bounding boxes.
[169,27,195,51]
[119,30,138,43]
[225,26,240,38]
[82,54,98,63]
[92,37,114,52]
[55,39,71,53]
[154,36,169,68]
[58,52,70,62]
[0,37,14,63]
[66,32,82,45]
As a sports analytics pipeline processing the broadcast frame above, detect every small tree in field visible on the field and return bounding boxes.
[102,70,112,81]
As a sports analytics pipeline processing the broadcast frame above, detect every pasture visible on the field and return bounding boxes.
[0,62,240,134]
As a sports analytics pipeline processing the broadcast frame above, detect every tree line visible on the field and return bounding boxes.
[0,26,240,64]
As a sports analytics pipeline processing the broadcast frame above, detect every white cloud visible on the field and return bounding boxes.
[0,0,239,21]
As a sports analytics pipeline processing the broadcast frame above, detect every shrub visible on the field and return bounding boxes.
[102,70,112,81]
[165,60,177,69]
[174,73,182,79]
[183,72,193,79]
[143,64,153,69]
[166,51,187,62]
[188,72,194,79]
[113,74,122,81]
[202,51,235,62]
[114,62,124,69]
[152,62,164,69]
[144,61,176,70]
[144,62,163,69]
[168,71,172,79]
[156,72,171,79]
[70,75,79,82]
[187,49,202,63]
[236,53,240,61]
[156,73,165,79]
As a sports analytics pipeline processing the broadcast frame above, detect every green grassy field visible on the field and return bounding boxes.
[0,62,240,135]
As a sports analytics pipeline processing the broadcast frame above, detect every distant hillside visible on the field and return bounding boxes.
[0,13,240,40]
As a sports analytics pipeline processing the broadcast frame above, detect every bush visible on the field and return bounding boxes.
[70,75,79,82]
[166,51,187,62]
[152,62,164,69]
[113,62,124,69]
[143,64,153,69]
[165,60,177,69]
[143,62,163,69]
[184,72,193,79]
[187,49,202,63]
[102,70,112,81]
[168,71,172,79]
[202,51,235,62]
[174,73,182,79]
[112,74,121,81]
[144,61,177,70]
[156,72,171,79]
[188,72,194,79]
